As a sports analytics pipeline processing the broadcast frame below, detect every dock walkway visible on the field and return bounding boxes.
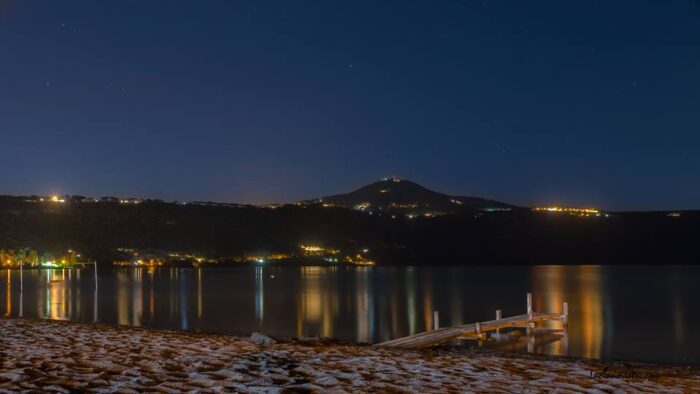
[377,293,567,349]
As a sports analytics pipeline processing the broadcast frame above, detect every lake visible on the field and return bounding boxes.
[0,265,697,364]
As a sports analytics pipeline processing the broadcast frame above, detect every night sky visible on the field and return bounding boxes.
[1,1,699,210]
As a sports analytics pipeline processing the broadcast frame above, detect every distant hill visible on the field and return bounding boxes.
[303,178,515,215]
[0,191,699,265]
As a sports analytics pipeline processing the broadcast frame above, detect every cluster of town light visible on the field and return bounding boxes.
[532,206,601,216]
[37,195,66,203]
[110,244,375,267]
[300,245,324,253]
[353,202,371,211]
[0,248,81,268]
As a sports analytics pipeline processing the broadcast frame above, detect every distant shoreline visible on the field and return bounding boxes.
[4,261,700,270]
[2,195,700,266]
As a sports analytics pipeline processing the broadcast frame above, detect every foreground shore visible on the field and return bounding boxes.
[0,318,697,393]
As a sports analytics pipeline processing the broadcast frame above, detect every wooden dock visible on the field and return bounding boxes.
[377,293,567,349]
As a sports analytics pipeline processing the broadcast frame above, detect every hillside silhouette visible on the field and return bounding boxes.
[0,179,698,265]
[305,178,514,215]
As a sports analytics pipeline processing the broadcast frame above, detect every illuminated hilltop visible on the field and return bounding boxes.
[300,177,514,217]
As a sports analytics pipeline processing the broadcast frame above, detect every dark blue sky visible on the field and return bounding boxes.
[1,1,699,210]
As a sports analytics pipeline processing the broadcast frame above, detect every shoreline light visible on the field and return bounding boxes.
[533,206,600,216]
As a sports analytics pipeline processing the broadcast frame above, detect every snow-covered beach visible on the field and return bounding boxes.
[0,317,697,393]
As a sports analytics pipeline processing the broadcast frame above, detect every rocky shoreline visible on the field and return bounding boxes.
[0,317,697,393]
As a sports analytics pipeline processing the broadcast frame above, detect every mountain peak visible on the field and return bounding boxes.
[307,178,512,215]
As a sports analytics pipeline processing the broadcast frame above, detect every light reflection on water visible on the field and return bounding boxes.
[531,265,604,359]
[0,265,698,364]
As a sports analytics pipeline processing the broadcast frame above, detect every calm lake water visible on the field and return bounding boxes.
[0,265,697,364]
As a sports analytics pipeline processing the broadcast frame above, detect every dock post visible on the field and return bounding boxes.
[562,302,568,327]
[433,311,439,330]
[495,309,502,334]
[527,292,534,334]
[20,261,23,292]
[94,261,98,291]
[476,322,483,339]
